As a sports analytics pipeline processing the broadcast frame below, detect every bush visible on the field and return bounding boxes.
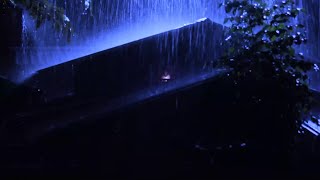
[219,0,318,137]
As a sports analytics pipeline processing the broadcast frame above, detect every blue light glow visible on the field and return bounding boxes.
[16,0,226,81]
[302,120,320,136]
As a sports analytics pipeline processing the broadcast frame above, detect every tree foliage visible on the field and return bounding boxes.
[219,0,318,131]
[1,0,72,41]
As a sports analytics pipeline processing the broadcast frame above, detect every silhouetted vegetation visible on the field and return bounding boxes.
[220,0,318,149]
[1,0,72,41]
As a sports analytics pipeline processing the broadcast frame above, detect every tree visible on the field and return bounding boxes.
[1,0,72,41]
[219,0,319,160]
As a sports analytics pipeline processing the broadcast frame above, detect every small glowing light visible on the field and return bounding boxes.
[161,72,171,82]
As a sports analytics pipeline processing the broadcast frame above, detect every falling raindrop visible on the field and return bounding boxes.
[314,64,319,72]
[17,0,227,80]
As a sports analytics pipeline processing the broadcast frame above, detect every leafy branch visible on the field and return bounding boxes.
[1,0,72,41]
[219,0,318,130]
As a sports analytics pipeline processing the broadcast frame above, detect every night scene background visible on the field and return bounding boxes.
[0,0,320,179]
